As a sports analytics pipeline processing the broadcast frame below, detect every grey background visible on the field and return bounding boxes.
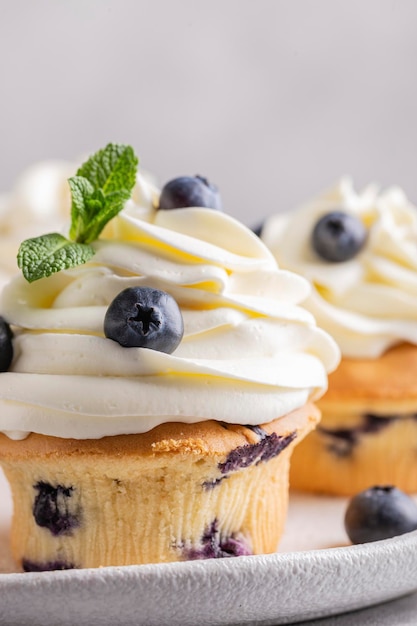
[1,0,417,225]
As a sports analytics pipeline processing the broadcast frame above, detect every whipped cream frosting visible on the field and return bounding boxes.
[0,161,74,289]
[0,174,339,440]
[262,177,417,359]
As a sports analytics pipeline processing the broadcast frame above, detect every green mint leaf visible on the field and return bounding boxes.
[68,176,96,241]
[18,143,138,282]
[79,189,131,243]
[17,233,95,283]
[76,143,138,196]
[69,143,138,244]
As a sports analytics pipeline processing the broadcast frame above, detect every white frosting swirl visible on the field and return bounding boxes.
[0,174,339,439]
[262,177,417,358]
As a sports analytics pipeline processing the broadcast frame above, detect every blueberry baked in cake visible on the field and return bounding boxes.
[261,177,417,495]
[0,144,339,570]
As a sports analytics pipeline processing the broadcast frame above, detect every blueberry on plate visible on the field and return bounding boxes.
[344,485,417,544]
[158,175,222,211]
[311,211,367,262]
[104,286,184,353]
[0,316,13,372]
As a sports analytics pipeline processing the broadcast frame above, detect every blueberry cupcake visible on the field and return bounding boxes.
[0,144,339,570]
[261,177,417,495]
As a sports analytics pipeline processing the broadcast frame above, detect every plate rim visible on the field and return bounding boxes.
[1,529,417,626]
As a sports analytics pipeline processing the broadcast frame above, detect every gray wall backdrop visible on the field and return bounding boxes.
[1,0,417,225]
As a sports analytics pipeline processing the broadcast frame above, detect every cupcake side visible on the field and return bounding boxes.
[0,406,318,569]
[0,144,339,569]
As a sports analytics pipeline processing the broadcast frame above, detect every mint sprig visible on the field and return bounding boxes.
[17,233,96,283]
[17,143,138,283]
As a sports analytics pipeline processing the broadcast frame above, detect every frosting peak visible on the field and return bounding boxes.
[262,178,417,358]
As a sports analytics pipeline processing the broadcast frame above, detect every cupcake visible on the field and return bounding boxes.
[261,177,417,495]
[0,160,73,289]
[0,144,339,570]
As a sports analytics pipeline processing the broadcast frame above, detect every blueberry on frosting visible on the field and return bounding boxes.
[104,286,184,353]
[251,221,264,237]
[311,211,367,262]
[0,316,13,372]
[158,176,222,211]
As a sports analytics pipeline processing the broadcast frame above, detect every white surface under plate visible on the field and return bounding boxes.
[0,468,417,626]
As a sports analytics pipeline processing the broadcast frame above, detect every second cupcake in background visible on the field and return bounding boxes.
[261,177,417,495]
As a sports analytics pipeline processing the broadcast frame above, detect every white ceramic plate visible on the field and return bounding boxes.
[1,468,417,626]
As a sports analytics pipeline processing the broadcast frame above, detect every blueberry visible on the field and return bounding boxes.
[158,175,222,211]
[184,520,252,559]
[104,286,184,353]
[344,485,417,544]
[33,482,81,536]
[311,211,367,262]
[0,316,13,372]
[22,559,76,572]
[251,222,264,237]
[320,414,395,458]
[218,431,296,475]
